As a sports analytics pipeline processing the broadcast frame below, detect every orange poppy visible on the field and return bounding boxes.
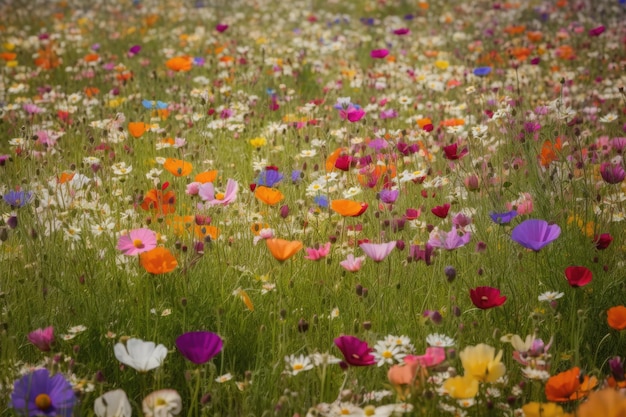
[254,186,284,206]
[330,199,368,217]
[265,238,303,262]
[416,118,432,129]
[128,122,149,138]
[84,86,100,97]
[527,31,543,43]
[141,189,176,215]
[545,367,597,402]
[34,42,60,70]
[556,45,575,60]
[509,47,531,61]
[140,247,178,274]
[164,158,193,177]
[503,25,526,36]
[57,171,75,184]
[84,53,99,63]
[195,170,218,183]
[440,118,465,127]
[577,388,626,417]
[144,14,159,27]
[539,137,563,167]
[233,288,254,312]
[167,215,220,240]
[155,109,169,120]
[0,52,17,61]
[166,56,192,72]
[608,306,626,331]
[326,147,347,172]
[116,71,133,82]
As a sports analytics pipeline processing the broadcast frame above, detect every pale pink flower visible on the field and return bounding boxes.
[185,182,202,196]
[359,241,396,262]
[339,254,366,272]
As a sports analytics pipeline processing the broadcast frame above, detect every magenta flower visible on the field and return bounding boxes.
[339,106,366,122]
[117,228,157,256]
[216,23,229,33]
[175,331,223,365]
[359,241,396,262]
[304,242,331,261]
[600,162,625,184]
[27,326,54,352]
[339,254,366,272]
[334,335,376,367]
[588,25,605,37]
[428,226,471,250]
[511,219,560,251]
[392,28,410,35]
[370,49,389,59]
[470,286,507,309]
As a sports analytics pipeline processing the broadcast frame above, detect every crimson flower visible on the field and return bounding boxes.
[431,203,450,218]
[442,143,468,160]
[564,266,593,287]
[470,286,507,309]
[594,233,613,250]
[334,335,376,367]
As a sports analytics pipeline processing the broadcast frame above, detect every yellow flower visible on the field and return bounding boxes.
[442,375,479,399]
[522,402,566,417]
[249,137,267,149]
[459,344,506,383]
[435,60,449,70]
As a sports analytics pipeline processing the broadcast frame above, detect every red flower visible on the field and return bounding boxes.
[594,233,613,250]
[470,286,507,309]
[564,266,592,287]
[443,143,468,160]
[431,203,450,219]
[334,335,376,367]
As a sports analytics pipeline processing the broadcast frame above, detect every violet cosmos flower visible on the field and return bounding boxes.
[473,66,492,77]
[3,190,33,208]
[27,326,54,352]
[511,219,560,251]
[359,241,397,262]
[127,45,141,57]
[339,254,366,272]
[175,331,223,365]
[11,368,76,417]
[334,335,376,366]
[428,226,471,250]
[339,106,365,122]
[600,162,626,184]
[370,49,389,59]
[489,210,517,225]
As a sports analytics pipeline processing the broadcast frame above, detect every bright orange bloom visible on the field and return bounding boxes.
[57,171,75,184]
[166,56,192,72]
[416,118,432,128]
[254,186,284,206]
[509,47,531,61]
[233,288,254,312]
[540,137,563,167]
[527,31,543,43]
[164,158,193,177]
[141,189,176,215]
[34,43,60,70]
[140,247,178,274]
[440,118,465,127]
[504,25,526,35]
[577,388,626,417]
[168,215,220,240]
[556,45,575,60]
[331,199,368,217]
[0,52,17,61]
[84,86,100,97]
[84,53,99,63]
[266,238,303,262]
[607,306,626,331]
[195,170,218,183]
[326,147,347,172]
[250,223,270,235]
[424,50,439,58]
[545,367,597,402]
[128,122,149,138]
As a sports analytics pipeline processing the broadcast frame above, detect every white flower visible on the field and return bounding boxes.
[284,354,314,376]
[94,389,132,417]
[599,112,618,123]
[426,333,455,347]
[142,389,182,417]
[538,291,564,302]
[310,352,342,367]
[521,367,550,381]
[372,340,405,367]
[114,338,168,372]
[215,373,233,383]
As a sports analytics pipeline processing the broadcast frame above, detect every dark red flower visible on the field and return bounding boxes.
[564,266,592,287]
[469,286,507,309]
[443,143,469,160]
[334,155,353,171]
[334,335,375,367]
[594,233,613,250]
[431,203,450,219]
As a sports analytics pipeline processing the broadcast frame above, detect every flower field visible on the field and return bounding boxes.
[1,0,626,416]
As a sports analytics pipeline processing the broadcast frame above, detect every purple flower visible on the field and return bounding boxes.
[3,190,32,208]
[428,226,471,250]
[511,219,560,251]
[600,162,626,184]
[28,326,54,352]
[588,25,605,37]
[379,189,399,204]
[127,45,141,57]
[216,23,229,33]
[473,66,492,77]
[359,241,396,262]
[392,28,410,35]
[409,243,434,265]
[367,138,388,150]
[334,335,376,367]
[370,49,389,59]
[11,368,76,417]
[489,210,517,225]
[255,168,284,187]
[175,331,223,364]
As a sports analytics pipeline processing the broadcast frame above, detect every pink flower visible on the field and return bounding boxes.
[359,241,397,262]
[406,347,446,367]
[428,226,471,250]
[27,326,54,352]
[253,228,274,245]
[370,49,389,59]
[334,335,376,367]
[339,106,366,122]
[198,178,238,206]
[117,228,158,256]
[387,347,445,386]
[339,254,366,272]
[216,23,229,33]
[186,181,202,195]
[506,192,534,215]
[304,242,331,261]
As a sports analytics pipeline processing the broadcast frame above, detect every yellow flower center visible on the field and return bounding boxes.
[216,192,225,200]
[35,393,52,411]
[156,397,167,406]
[341,408,351,415]
[382,350,393,359]
[133,239,144,248]
[293,364,303,371]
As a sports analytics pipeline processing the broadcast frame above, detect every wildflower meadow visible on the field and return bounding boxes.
[2,0,626,416]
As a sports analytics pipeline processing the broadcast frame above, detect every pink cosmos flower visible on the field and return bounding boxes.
[27,326,54,352]
[304,242,331,261]
[334,335,376,367]
[185,181,202,195]
[253,228,274,245]
[359,241,397,262]
[339,254,366,272]
[370,49,389,59]
[198,178,238,206]
[428,226,471,250]
[339,106,366,122]
[117,228,158,256]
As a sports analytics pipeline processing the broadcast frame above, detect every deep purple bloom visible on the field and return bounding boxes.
[379,189,399,204]
[334,335,376,367]
[473,67,492,77]
[175,331,223,364]
[609,356,625,382]
[127,45,141,57]
[511,219,560,251]
[397,142,419,156]
[255,169,284,187]
[600,162,626,184]
[3,190,32,208]
[489,210,517,225]
[11,368,76,417]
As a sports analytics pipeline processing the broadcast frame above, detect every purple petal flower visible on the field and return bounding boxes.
[511,219,560,251]
[379,189,399,204]
[334,335,376,366]
[175,331,223,364]
[11,368,76,417]
[489,210,517,225]
[428,226,471,250]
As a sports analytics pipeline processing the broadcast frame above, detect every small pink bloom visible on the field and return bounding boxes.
[370,49,389,59]
[216,24,229,33]
[339,254,366,272]
[117,228,158,256]
[588,25,605,37]
[304,242,331,261]
[28,326,54,352]
[359,241,396,262]
[186,182,202,195]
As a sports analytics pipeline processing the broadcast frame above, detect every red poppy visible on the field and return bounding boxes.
[431,203,450,219]
[594,233,613,250]
[564,266,592,287]
[442,143,468,160]
[140,189,176,215]
[469,286,507,309]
